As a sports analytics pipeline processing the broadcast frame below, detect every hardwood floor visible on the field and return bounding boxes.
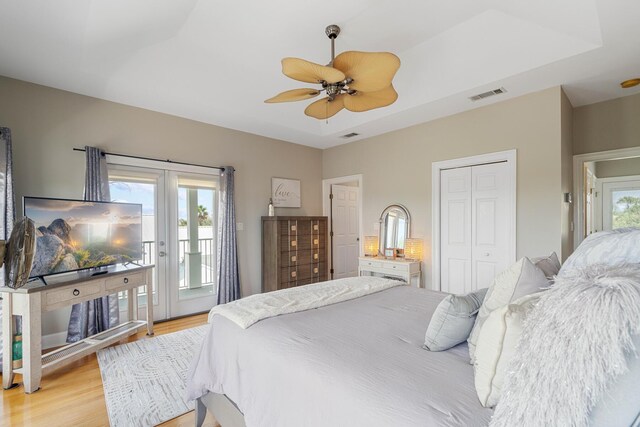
[1,314,220,427]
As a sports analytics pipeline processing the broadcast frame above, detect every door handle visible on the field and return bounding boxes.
[159,251,167,257]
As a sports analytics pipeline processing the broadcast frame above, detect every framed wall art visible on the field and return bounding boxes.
[272,177,301,208]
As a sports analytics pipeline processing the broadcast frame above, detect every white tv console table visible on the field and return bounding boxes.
[1,264,154,393]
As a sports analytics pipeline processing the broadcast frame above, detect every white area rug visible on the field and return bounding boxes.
[97,325,208,427]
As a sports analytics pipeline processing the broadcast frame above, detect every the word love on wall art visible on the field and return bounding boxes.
[272,177,301,208]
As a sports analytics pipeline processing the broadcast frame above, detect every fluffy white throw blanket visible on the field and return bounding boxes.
[491,264,640,427]
[208,276,404,328]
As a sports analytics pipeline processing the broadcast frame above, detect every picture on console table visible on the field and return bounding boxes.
[24,197,143,278]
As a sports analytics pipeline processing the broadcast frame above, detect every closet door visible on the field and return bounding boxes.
[471,162,510,290]
[440,167,472,294]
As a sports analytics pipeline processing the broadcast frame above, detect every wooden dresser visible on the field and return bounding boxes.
[262,216,328,292]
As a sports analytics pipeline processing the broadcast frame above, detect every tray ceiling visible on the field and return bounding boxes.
[1,0,639,148]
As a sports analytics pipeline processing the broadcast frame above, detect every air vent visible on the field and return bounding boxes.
[469,87,507,102]
[341,132,360,139]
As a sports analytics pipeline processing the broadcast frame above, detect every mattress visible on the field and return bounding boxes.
[187,285,493,427]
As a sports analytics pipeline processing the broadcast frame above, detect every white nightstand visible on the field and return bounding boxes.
[358,257,421,287]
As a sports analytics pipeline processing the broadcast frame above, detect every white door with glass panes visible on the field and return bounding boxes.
[168,172,218,317]
[109,166,168,321]
[108,163,219,320]
[599,176,640,231]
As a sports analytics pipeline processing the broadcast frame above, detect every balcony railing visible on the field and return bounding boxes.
[140,239,215,290]
[178,238,215,287]
[118,238,215,306]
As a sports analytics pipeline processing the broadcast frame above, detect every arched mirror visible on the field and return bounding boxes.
[379,204,411,255]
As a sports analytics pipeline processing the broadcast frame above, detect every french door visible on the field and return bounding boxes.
[598,176,640,231]
[108,163,219,320]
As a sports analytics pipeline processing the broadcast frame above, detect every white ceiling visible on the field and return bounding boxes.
[1,0,639,149]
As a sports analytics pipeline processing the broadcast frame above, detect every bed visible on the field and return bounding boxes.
[187,280,493,427]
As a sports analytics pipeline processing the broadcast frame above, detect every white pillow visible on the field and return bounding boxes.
[559,228,640,277]
[531,252,561,278]
[424,288,488,352]
[473,292,542,408]
[467,257,548,363]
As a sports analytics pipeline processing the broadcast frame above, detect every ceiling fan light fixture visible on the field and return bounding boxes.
[620,78,640,89]
[265,25,400,119]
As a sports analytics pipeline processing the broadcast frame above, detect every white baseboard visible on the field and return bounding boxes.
[42,331,68,350]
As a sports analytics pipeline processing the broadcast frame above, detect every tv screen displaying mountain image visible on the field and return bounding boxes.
[24,197,143,278]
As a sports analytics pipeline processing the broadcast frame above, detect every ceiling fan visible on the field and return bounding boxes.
[265,25,401,120]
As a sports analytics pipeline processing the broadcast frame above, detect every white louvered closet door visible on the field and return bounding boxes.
[441,162,510,293]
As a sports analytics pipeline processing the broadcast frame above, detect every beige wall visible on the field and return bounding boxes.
[595,157,640,178]
[573,92,640,155]
[560,90,574,261]
[323,87,570,289]
[0,76,323,337]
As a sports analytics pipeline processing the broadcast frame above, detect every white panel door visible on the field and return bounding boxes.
[471,162,510,290]
[440,167,472,294]
[331,184,360,279]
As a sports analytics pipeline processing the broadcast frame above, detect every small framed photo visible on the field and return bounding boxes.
[384,248,395,259]
[272,177,301,208]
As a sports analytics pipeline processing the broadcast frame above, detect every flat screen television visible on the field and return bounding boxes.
[24,197,143,278]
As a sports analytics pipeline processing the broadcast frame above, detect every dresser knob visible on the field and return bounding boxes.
[291,271,297,278]
[313,239,319,245]
[291,256,297,262]
[314,268,319,274]
[314,253,318,260]
[291,240,297,247]
[124,277,129,284]
[73,289,80,296]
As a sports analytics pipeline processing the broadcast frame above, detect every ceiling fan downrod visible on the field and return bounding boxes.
[325,24,340,65]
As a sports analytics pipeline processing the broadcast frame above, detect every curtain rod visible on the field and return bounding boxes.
[72,148,226,171]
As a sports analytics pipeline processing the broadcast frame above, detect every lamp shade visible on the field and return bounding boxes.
[404,238,423,261]
[364,235,379,257]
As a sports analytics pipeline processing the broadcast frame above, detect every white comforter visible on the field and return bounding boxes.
[207,276,404,328]
[187,281,492,427]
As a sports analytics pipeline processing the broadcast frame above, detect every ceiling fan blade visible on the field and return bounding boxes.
[304,95,345,119]
[282,58,346,84]
[343,85,398,112]
[265,88,321,103]
[333,51,400,92]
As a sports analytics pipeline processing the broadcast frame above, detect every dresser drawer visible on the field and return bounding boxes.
[383,263,409,273]
[105,272,145,291]
[360,259,383,269]
[279,220,311,235]
[280,249,323,267]
[45,281,103,307]
[280,234,311,251]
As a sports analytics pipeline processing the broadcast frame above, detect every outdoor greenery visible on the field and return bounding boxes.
[178,204,212,226]
[612,196,640,229]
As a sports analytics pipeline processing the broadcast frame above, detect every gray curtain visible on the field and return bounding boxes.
[66,146,120,343]
[0,127,16,373]
[216,166,240,304]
